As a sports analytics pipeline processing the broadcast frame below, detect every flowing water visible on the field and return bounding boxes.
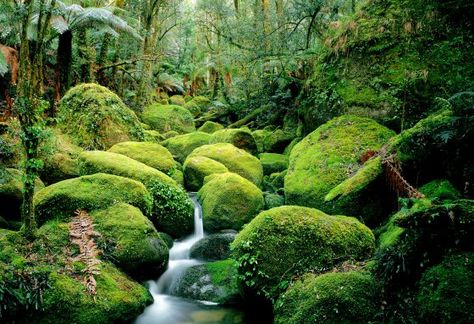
[134,193,246,324]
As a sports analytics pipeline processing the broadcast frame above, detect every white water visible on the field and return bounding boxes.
[135,193,244,324]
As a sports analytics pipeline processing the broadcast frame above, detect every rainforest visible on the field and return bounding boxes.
[0,0,473,323]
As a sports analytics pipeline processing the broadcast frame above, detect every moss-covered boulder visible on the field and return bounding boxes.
[144,130,166,143]
[264,192,285,210]
[91,203,169,275]
[285,115,395,221]
[189,232,236,261]
[141,104,195,134]
[183,96,212,118]
[108,141,177,176]
[183,156,228,192]
[0,169,44,221]
[78,151,193,238]
[417,252,474,323]
[259,153,288,175]
[253,129,294,153]
[198,121,224,134]
[39,130,82,185]
[169,95,185,106]
[232,206,375,300]
[274,271,381,324]
[171,259,241,305]
[210,129,258,155]
[56,83,145,150]
[189,143,263,187]
[34,173,152,224]
[419,179,462,203]
[198,173,264,232]
[162,132,211,163]
[41,263,152,323]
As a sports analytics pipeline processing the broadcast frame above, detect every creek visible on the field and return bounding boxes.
[134,193,248,324]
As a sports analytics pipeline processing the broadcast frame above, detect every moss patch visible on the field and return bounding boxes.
[56,83,144,150]
[274,271,381,324]
[198,121,224,134]
[34,173,153,224]
[198,173,264,232]
[189,143,263,187]
[259,153,288,176]
[210,129,258,155]
[419,179,462,203]
[231,205,375,300]
[141,104,195,134]
[183,155,229,192]
[162,132,211,163]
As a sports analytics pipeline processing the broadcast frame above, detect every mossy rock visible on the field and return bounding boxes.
[163,130,180,139]
[259,153,288,176]
[141,104,195,134]
[0,169,45,221]
[417,252,474,323]
[253,129,294,154]
[162,132,211,163]
[198,173,264,232]
[232,206,375,300]
[264,192,285,210]
[34,173,153,224]
[39,130,82,185]
[40,263,152,323]
[183,156,229,192]
[419,179,462,203]
[285,115,395,221]
[189,143,263,187]
[169,95,185,106]
[91,203,169,275]
[189,232,236,261]
[78,151,193,238]
[210,129,258,155]
[183,100,201,117]
[197,121,224,134]
[144,130,166,143]
[252,129,271,153]
[57,83,145,150]
[269,171,286,191]
[108,141,177,176]
[171,259,241,305]
[274,271,381,324]
[184,96,212,118]
[78,150,176,187]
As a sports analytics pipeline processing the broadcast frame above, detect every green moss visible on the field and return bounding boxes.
[56,83,145,150]
[172,259,241,305]
[189,232,236,261]
[264,192,285,210]
[283,137,301,156]
[34,173,153,224]
[39,129,82,185]
[169,95,185,106]
[91,203,169,275]
[231,205,375,300]
[285,115,395,219]
[189,143,263,187]
[141,104,195,134]
[78,150,193,237]
[183,155,229,192]
[252,129,271,153]
[417,252,474,323]
[0,168,44,221]
[253,129,294,154]
[162,132,211,163]
[269,171,286,190]
[163,130,180,139]
[40,263,152,324]
[197,121,224,134]
[198,173,264,232]
[183,100,201,117]
[419,179,462,203]
[274,271,381,324]
[184,96,211,118]
[259,153,288,175]
[143,130,166,143]
[108,141,177,176]
[210,129,258,155]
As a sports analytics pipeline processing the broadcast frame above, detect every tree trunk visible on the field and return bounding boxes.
[56,30,73,97]
[97,33,112,86]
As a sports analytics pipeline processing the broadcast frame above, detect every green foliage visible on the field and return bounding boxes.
[198,172,264,232]
[419,179,462,203]
[231,206,375,301]
[274,271,382,324]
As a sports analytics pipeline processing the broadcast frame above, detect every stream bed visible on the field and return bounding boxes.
[134,193,249,324]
